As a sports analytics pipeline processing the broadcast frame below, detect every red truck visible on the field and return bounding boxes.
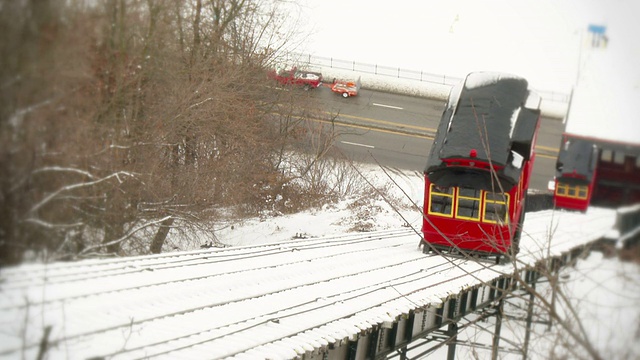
[268,67,323,90]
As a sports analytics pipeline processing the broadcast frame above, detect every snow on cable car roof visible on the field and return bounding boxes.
[463,71,523,90]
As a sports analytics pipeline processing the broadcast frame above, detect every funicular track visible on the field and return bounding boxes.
[0,207,626,359]
[1,228,416,289]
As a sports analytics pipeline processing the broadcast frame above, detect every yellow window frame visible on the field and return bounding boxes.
[556,182,570,196]
[428,184,454,218]
[483,192,510,224]
[455,188,482,221]
[556,182,589,200]
[577,186,588,199]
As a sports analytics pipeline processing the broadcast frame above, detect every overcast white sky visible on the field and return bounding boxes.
[293,0,638,95]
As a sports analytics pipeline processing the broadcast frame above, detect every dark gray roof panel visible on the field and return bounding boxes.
[556,137,598,183]
[511,107,542,160]
[425,72,541,189]
[438,73,529,164]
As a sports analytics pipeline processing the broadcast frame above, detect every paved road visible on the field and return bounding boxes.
[309,86,564,191]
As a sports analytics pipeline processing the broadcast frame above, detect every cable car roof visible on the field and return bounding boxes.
[425,72,541,189]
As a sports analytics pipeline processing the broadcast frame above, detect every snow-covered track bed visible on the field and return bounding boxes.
[1,228,415,291]
[0,208,616,359]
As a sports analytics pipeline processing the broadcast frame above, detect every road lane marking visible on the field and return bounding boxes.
[341,141,375,149]
[324,111,437,133]
[372,103,404,110]
[536,144,559,153]
[311,116,435,139]
[538,154,557,160]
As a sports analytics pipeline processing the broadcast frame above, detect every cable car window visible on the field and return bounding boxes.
[600,149,612,162]
[429,184,453,217]
[484,192,509,223]
[485,191,508,203]
[456,187,481,220]
[577,186,588,199]
[624,156,634,172]
[614,152,625,165]
[556,182,568,196]
[590,146,598,171]
[556,182,588,199]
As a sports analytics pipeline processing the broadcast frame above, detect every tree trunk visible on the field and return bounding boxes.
[102,218,124,255]
[150,217,174,254]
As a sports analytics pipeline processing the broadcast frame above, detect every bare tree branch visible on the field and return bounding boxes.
[27,171,136,215]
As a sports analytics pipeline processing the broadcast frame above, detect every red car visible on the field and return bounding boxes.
[268,67,323,90]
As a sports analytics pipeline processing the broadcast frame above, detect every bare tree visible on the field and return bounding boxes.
[1,0,343,264]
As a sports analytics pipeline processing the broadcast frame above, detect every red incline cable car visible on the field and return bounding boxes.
[554,135,640,211]
[421,72,541,263]
[553,136,598,211]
